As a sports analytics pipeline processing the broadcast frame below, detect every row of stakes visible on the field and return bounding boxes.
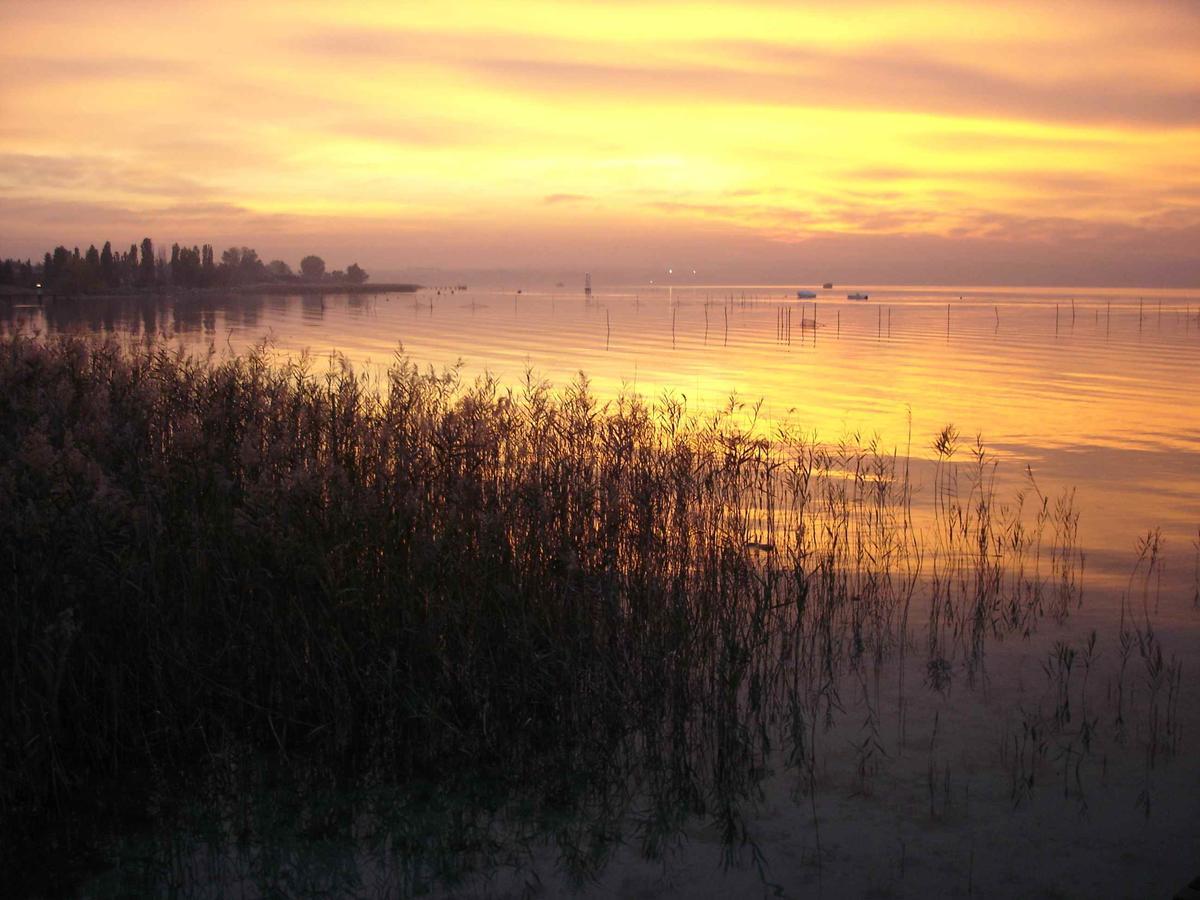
[389,290,1199,348]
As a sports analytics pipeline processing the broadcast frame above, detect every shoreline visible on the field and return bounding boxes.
[0,281,422,301]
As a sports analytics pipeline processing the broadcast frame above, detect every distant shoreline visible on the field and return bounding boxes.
[0,282,423,300]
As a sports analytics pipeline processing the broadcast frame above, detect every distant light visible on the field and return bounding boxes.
[692,269,696,275]
[668,268,673,275]
[35,283,41,288]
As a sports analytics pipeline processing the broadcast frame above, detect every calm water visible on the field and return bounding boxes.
[9,282,1200,897]
[4,282,1199,594]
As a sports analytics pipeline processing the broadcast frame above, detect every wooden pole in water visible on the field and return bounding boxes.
[724,307,728,346]
[1056,303,1059,335]
[606,308,611,349]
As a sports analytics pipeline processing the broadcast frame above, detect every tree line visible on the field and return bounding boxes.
[0,238,368,294]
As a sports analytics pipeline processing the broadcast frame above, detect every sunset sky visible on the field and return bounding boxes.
[1,0,1198,285]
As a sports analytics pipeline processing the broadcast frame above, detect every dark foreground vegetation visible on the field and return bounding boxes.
[0,333,1185,896]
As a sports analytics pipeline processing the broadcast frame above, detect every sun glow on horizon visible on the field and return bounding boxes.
[1,0,1198,283]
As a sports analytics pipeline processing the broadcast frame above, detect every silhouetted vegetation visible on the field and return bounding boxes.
[0,239,369,295]
[300,254,326,281]
[16,330,1179,896]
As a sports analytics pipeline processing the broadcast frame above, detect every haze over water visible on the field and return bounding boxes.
[7,283,1199,598]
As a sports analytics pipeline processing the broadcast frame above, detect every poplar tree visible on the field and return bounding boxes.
[100,241,115,287]
[140,237,155,286]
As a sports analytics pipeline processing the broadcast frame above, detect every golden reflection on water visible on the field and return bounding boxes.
[4,283,1199,588]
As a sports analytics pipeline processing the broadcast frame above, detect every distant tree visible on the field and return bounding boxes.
[52,246,71,285]
[216,246,267,284]
[201,244,215,284]
[45,245,88,293]
[84,245,101,291]
[237,247,265,281]
[173,245,202,287]
[0,257,37,286]
[300,255,325,281]
[100,241,116,287]
[19,238,368,293]
[1,258,25,286]
[140,237,155,286]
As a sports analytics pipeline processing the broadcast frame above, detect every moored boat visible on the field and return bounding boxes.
[847,292,869,300]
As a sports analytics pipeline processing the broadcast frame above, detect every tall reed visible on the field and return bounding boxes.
[0,332,1090,891]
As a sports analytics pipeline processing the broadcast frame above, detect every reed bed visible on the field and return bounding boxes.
[0,331,1138,893]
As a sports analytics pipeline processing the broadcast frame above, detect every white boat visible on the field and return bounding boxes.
[847,292,869,300]
[796,290,817,299]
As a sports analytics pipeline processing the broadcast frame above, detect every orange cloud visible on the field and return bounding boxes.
[0,0,1197,284]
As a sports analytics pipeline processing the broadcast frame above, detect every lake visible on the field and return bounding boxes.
[6,282,1198,594]
[5,282,1199,897]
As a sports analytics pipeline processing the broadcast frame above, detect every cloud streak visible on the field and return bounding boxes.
[0,0,1197,283]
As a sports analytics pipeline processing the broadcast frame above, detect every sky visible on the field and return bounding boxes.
[1,0,1198,285]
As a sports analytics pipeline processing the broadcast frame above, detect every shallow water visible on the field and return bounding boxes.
[6,282,1198,590]
[10,282,1199,897]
